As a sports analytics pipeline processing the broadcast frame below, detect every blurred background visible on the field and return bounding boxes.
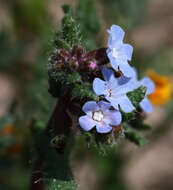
[0,0,173,189]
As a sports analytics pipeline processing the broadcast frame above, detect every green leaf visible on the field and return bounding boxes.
[54,31,70,50]
[49,69,99,101]
[123,124,147,146]
[65,72,82,85]
[61,5,82,47]
[31,122,78,190]
[129,119,152,130]
[127,86,146,108]
[122,111,136,122]
[53,5,82,50]
[51,70,82,84]
[48,70,82,97]
[72,82,99,101]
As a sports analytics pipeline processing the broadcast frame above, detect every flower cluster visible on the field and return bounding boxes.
[79,25,155,134]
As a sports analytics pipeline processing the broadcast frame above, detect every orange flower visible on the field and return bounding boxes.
[147,70,172,105]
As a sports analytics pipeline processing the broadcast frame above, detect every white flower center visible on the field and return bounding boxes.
[112,48,118,58]
[92,111,104,122]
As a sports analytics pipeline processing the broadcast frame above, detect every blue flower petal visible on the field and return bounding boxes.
[118,44,133,61]
[79,100,123,134]
[140,77,155,95]
[96,123,112,133]
[115,75,138,95]
[109,59,119,72]
[119,63,136,78]
[82,101,99,116]
[107,36,115,49]
[97,101,111,112]
[107,25,125,48]
[107,97,119,110]
[118,95,135,113]
[107,49,119,69]
[140,98,153,113]
[106,75,118,90]
[102,66,114,82]
[106,25,134,77]
[105,110,122,126]
[93,66,138,113]
[118,76,131,85]
[93,78,107,96]
[131,67,138,81]
[79,116,96,131]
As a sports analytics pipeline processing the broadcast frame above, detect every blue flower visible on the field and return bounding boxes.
[107,25,135,77]
[138,77,155,113]
[93,67,135,113]
[79,101,122,133]
[129,69,155,113]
